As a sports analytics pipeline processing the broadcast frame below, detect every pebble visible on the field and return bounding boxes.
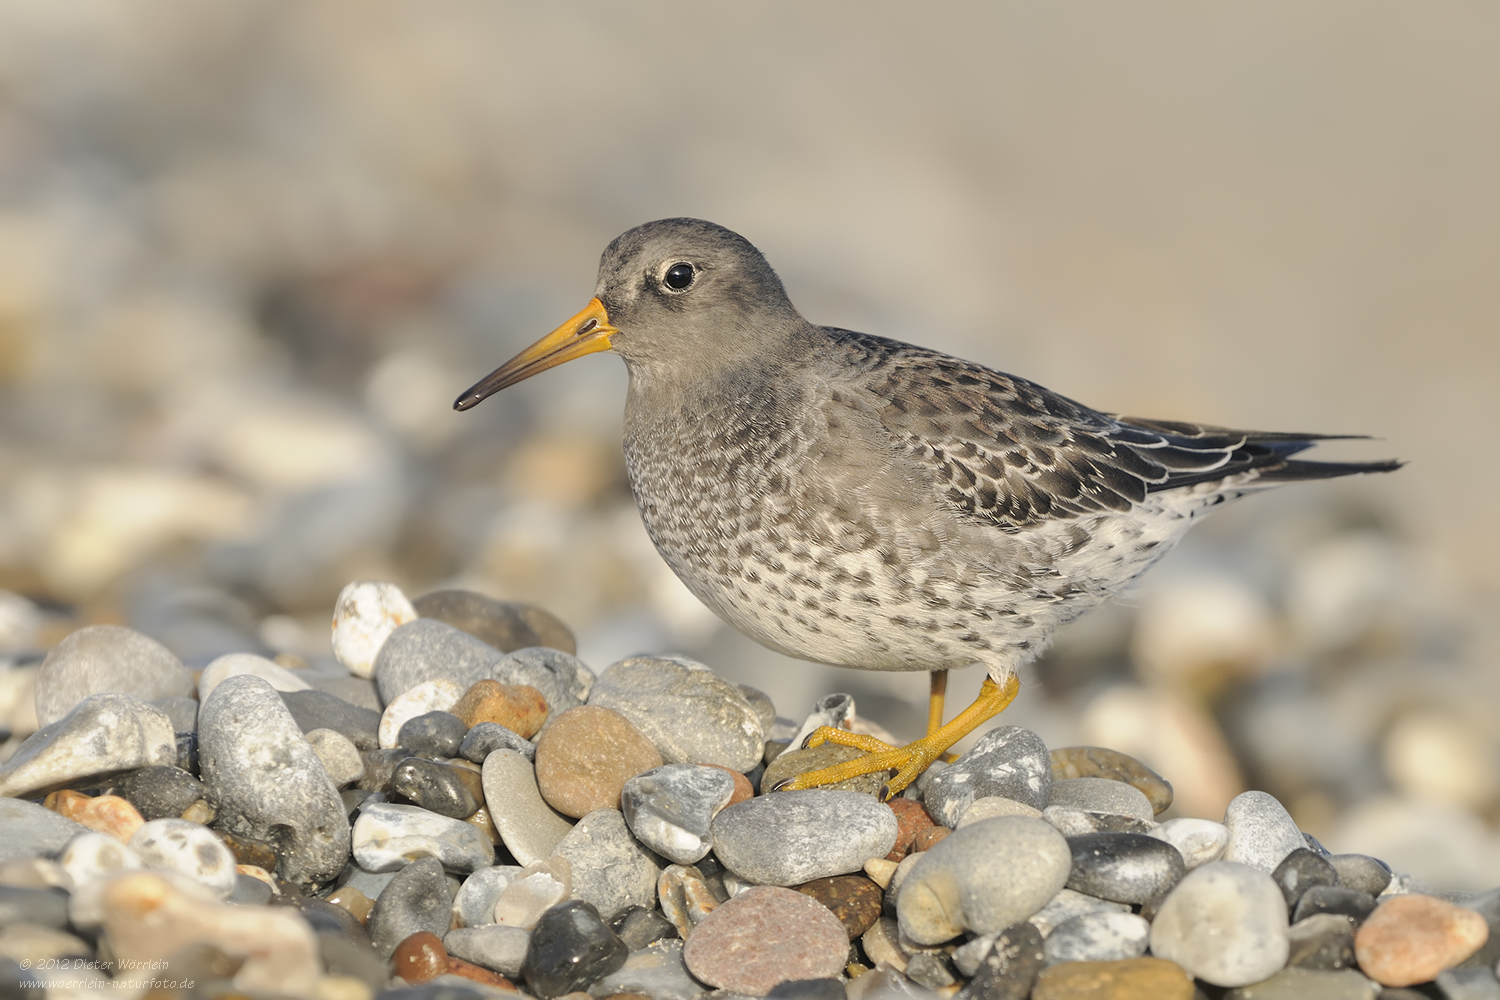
[351,802,494,873]
[393,757,484,818]
[1043,804,1151,837]
[1043,912,1151,966]
[955,795,1044,828]
[659,863,722,938]
[1047,778,1154,824]
[282,689,383,750]
[898,816,1071,945]
[1353,893,1489,988]
[591,938,703,1000]
[198,674,351,884]
[1272,847,1339,908]
[588,655,764,772]
[57,830,142,888]
[1329,854,1393,897]
[712,789,897,886]
[381,680,464,749]
[1293,885,1379,925]
[762,743,886,796]
[1027,887,1132,939]
[1030,956,1195,1000]
[129,817,237,896]
[444,923,531,977]
[861,915,910,974]
[0,923,91,963]
[375,619,506,705]
[400,712,471,759]
[44,789,145,841]
[907,952,958,990]
[1436,968,1500,1000]
[1148,861,1290,988]
[151,695,199,733]
[953,920,1045,999]
[621,764,735,865]
[682,886,848,994]
[1222,967,1379,999]
[308,728,367,788]
[493,856,572,929]
[0,693,176,797]
[1066,832,1185,904]
[197,652,311,701]
[33,625,194,726]
[459,722,535,764]
[451,679,549,738]
[481,749,576,865]
[1459,887,1500,971]
[450,865,520,927]
[412,590,576,656]
[333,581,419,679]
[358,748,410,794]
[847,965,939,1000]
[922,726,1052,828]
[368,856,454,957]
[522,899,628,999]
[491,646,594,715]
[1049,745,1174,816]
[795,874,883,939]
[884,799,938,860]
[1286,912,1357,970]
[1147,818,1228,870]
[217,828,279,871]
[394,930,451,984]
[114,764,214,820]
[534,706,664,819]
[555,807,662,918]
[611,904,680,950]
[912,827,951,852]
[327,884,373,921]
[1221,790,1306,873]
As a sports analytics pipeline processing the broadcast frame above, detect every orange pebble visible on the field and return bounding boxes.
[43,790,144,842]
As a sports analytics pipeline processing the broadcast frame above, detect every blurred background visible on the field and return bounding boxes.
[0,2,1497,888]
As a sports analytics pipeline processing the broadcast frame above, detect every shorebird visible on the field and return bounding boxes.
[455,218,1398,798]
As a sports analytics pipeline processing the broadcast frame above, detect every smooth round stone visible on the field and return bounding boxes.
[333,581,419,679]
[399,712,470,759]
[34,625,193,727]
[1049,745,1173,816]
[761,744,885,797]
[1031,957,1195,1000]
[1043,911,1150,966]
[129,818,237,897]
[0,693,176,798]
[535,706,664,819]
[1272,847,1339,908]
[610,905,680,951]
[898,816,1071,945]
[1354,894,1489,988]
[492,646,594,714]
[795,874,883,939]
[712,790,897,887]
[922,726,1051,828]
[351,802,493,873]
[280,690,382,751]
[444,924,531,977]
[450,865,521,928]
[591,937,701,1000]
[1222,967,1379,1000]
[114,765,214,821]
[307,728,365,788]
[198,653,310,702]
[1065,832,1185,904]
[1149,861,1290,987]
[683,886,848,995]
[393,757,484,818]
[1329,854,1392,898]
[393,929,450,984]
[1028,887,1132,938]
[368,856,453,958]
[1148,818,1228,870]
[380,681,464,749]
[198,675,350,884]
[459,722,534,764]
[1047,778,1154,824]
[621,764,734,865]
[1287,912,1358,970]
[375,620,506,706]
[587,655,764,772]
[956,795,1044,828]
[1293,885,1378,925]
[413,590,576,657]
[555,808,662,919]
[58,830,144,887]
[451,680,549,738]
[493,856,571,929]
[480,749,575,865]
[1222,790,1306,873]
[523,899,628,999]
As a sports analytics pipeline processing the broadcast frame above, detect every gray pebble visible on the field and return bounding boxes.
[481,748,575,864]
[1272,847,1339,909]
[950,919,1044,1000]
[1459,887,1500,971]
[0,693,176,798]
[444,924,532,977]
[452,865,522,927]
[1065,832,1185,904]
[300,668,382,712]
[198,675,350,885]
[0,885,71,930]
[412,590,577,658]
[1329,854,1392,897]
[787,693,855,752]
[712,789,897,887]
[280,689,382,750]
[1149,860,1290,988]
[33,625,193,726]
[336,860,400,901]
[1435,968,1500,1000]
[151,696,199,733]
[1043,911,1150,966]
[392,757,484,818]
[375,619,505,705]
[351,802,493,873]
[621,764,735,865]
[229,872,274,905]
[556,808,662,919]
[737,684,778,738]
[610,905,680,951]
[1042,804,1153,837]
[588,655,764,772]
[398,711,469,758]
[1292,885,1378,925]
[1047,777,1154,823]
[460,722,535,763]
[1286,912,1357,971]
[307,728,365,788]
[1222,790,1306,873]
[368,856,452,957]
[114,765,213,820]
[922,726,1051,828]
[1222,968,1380,999]
[494,646,594,713]
[588,938,704,1000]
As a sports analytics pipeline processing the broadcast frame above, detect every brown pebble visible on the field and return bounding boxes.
[911,826,951,853]
[391,931,448,984]
[794,875,883,939]
[707,765,754,805]
[451,679,549,738]
[1032,957,1194,1000]
[534,706,664,819]
[327,886,373,924]
[760,743,884,796]
[44,790,144,842]
[1354,893,1490,987]
[682,885,850,994]
[885,799,936,861]
[216,830,278,871]
[180,798,217,824]
[446,956,516,990]
[1049,746,1174,816]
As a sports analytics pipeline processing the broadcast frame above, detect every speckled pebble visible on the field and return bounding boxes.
[682,886,848,995]
[588,655,764,772]
[621,764,735,865]
[712,789,897,887]
[1354,893,1489,988]
[1147,817,1228,870]
[128,817,237,897]
[333,581,419,679]
[1043,911,1151,966]
[922,726,1051,828]
[33,625,193,727]
[480,749,575,865]
[0,693,177,798]
[459,722,535,764]
[351,802,493,873]
[795,874,883,940]
[1221,790,1306,874]
[1149,861,1290,988]
[555,807,661,918]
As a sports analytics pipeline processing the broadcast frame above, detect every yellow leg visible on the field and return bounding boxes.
[772,673,1021,800]
[927,670,947,736]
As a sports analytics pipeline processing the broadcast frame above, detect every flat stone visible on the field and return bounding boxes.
[555,808,662,919]
[413,590,576,656]
[451,865,522,927]
[281,690,382,750]
[481,749,575,865]
[0,694,176,797]
[1330,854,1393,898]
[1065,832,1184,905]
[1029,957,1195,1000]
[1049,746,1173,816]
[1272,847,1339,909]
[955,795,1044,828]
[460,722,535,764]
[1027,888,1132,939]
[34,625,193,727]
[492,646,595,715]
[394,930,451,985]
[129,818,237,897]
[537,706,664,819]
[393,757,484,818]
[1147,818,1228,870]
[621,764,735,865]
[445,923,532,977]
[198,675,350,885]
[307,728,366,788]
[922,726,1051,828]
[1043,912,1150,966]
[333,581,419,679]
[351,802,493,873]
[762,744,885,797]
[953,920,1045,1000]
[44,789,144,841]
[381,680,464,749]
[523,900,628,999]
[375,619,505,705]
[1148,861,1290,988]
[452,680,549,738]
[712,790,897,886]
[1287,912,1358,970]
[610,905,680,951]
[1222,967,1379,999]
[795,875,883,939]
[1294,885,1378,925]
[493,856,572,929]
[114,765,214,821]
[1047,778,1154,825]
[1222,790,1306,873]
[588,655,763,772]
[590,938,704,1000]
[1354,893,1489,988]
[897,816,1071,945]
[682,886,848,995]
[198,652,310,702]
[368,856,453,958]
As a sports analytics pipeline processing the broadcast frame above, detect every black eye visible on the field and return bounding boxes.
[663,262,695,291]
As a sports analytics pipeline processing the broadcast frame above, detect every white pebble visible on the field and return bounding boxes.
[58,831,142,889]
[333,581,418,679]
[1149,817,1229,870]
[1149,860,1289,988]
[493,856,571,929]
[129,818,238,898]
[198,652,311,702]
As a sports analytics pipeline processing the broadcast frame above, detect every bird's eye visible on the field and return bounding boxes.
[663,262,696,291]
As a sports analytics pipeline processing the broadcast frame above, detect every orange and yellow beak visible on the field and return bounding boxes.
[453,297,618,411]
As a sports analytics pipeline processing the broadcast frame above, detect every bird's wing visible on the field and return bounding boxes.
[825,330,1394,530]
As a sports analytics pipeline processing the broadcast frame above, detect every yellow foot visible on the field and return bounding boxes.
[770,673,1021,800]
